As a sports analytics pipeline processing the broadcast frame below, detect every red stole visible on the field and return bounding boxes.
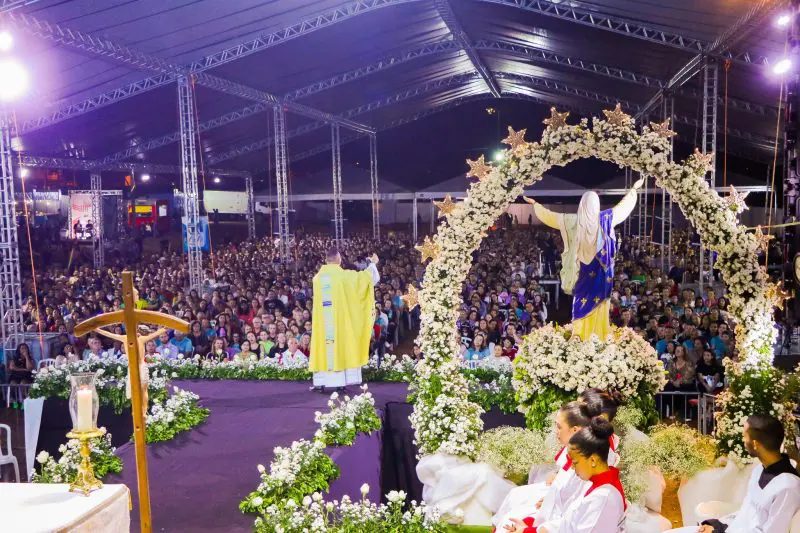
[585,466,627,510]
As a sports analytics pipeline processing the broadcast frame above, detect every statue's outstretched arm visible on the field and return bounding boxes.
[612,178,645,227]
[524,197,562,230]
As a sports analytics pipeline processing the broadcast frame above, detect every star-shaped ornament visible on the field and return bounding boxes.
[765,281,791,311]
[415,236,440,263]
[753,225,774,252]
[502,126,528,152]
[725,185,750,214]
[433,195,458,217]
[692,149,714,172]
[543,107,570,130]
[649,119,677,139]
[465,155,492,181]
[602,103,630,127]
[402,285,420,310]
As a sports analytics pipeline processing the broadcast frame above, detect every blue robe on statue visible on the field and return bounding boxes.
[571,209,616,340]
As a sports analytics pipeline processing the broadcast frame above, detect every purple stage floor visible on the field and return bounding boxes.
[107,380,409,533]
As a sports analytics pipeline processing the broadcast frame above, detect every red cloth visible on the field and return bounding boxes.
[584,466,627,510]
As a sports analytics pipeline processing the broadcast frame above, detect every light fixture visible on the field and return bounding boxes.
[773,58,792,75]
[0,31,12,52]
[494,150,505,162]
[19,167,29,178]
[141,174,151,182]
[777,13,792,27]
[0,59,28,102]
[213,177,221,184]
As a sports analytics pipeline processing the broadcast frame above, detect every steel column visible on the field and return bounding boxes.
[331,123,344,244]
[369,134,380,240]
[0,109,23,342]
[178,76,203,291]
[700,59,719,292]
[90,173,104,268]
[412,197,418,242]
[273,106,290,262]
[245,175,256,241]
[117,195,127,239]
[664,96,675,272]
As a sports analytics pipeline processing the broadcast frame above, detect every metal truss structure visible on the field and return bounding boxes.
[90,173,104,268]
[700,59,720,295]
[434,0,501,98]
[17,154,249,177]
[662,97,675,273]
[331,124,344,244]
[116,194,127,240]
[178,76,203,292]
[369,134,380,240]
[1,0,39,12]
[273,106,291,263]
[245,175,256,241]
[0,109,24,341]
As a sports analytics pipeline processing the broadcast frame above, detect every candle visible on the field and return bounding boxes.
[76,388,93,432]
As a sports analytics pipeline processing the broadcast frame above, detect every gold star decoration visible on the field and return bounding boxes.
[649,119,677,138]
[753,225,774,252]
[692,149,714,172]
[401,285,420,310]
[415,236,440,263]
[724,185,750,214]
[765,281,791,311]
[580,298,588,306]
[465,155,492,180]
[502,126,528,152]
[433,195,458,217]
[543,107,570,130]
[602,103,630,127]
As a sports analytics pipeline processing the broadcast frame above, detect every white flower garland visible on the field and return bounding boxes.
[412,109,775,458]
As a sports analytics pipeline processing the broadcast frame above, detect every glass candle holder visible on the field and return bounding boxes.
[69,372,99,433]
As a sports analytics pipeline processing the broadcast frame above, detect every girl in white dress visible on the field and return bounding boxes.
[506,417,627,533]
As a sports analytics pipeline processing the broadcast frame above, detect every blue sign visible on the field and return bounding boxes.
[182,216,210,252]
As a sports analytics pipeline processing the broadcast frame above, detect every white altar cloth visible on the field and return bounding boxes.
[0,483,130,533]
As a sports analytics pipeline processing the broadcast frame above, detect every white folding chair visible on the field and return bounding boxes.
[0,423,19,482]
[37,358,56,370]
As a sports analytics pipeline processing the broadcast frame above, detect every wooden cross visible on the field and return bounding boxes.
[74,271,189,533]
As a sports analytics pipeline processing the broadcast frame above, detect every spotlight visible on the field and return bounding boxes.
[0,59,28,102]
[19,167,29,178]
[773,58,793,75]
[493,150,505,162]
[213,177,221,184]
[777,13,792,27]
[141,174,151,182]
[0,31,12,52]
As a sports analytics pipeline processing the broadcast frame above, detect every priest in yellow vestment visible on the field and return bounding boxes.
[310,249,380,391]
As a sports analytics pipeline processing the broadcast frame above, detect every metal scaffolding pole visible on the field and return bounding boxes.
[700,58,719,296]
[273,105,290,262]
[331,123,344,245]
[116,194,127,239]
[430,200,435,234]
[245,174,256,241]
[412,197,418,242]
[178,75,203,291]
[369,134,380,240]
[623,167,631,237]
[664,96,675,272]
[0,108,23,342]
[90,173,104,268]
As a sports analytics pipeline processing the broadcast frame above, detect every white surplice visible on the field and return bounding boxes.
[536,482,626,533]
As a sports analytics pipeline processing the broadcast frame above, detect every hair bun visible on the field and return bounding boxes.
[606,389,623,405]
[590,416,614,440]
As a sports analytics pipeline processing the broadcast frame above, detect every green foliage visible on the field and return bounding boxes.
[475,426,551,485]
[144,389,210,444]
[31,428,123,484]
[517,385,574,431]
[314,389,382,447]
[466,372,518,414]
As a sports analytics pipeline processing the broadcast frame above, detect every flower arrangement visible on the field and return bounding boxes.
[313,386,382,447]
[465,369,517,415]
[512,324,665,429]
[31,427,122,484]
[475,426,555,485]
[714,361,800,459]
[145,387,210,444]
[240,439,340,515]
[619,424,717,505]
[253,489,446,533]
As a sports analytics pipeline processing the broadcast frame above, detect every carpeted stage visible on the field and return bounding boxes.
[106,380,523,532]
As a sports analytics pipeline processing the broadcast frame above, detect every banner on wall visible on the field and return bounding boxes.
[203,190,249,214]
[182,216,210,252]
[68,192,94,240]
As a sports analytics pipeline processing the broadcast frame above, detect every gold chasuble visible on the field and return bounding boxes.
[310,263,378,387]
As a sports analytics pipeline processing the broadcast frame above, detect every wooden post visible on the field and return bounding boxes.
[74,271,189,533]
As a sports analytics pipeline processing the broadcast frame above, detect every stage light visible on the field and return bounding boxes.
[494,150,505,162]
[213,177,221,184]
[19,167,29,178]
[773,58,792,75]
[777,13,792,27]
[0,31,12,51]
[0,59,28,102]
[141,174,151,182]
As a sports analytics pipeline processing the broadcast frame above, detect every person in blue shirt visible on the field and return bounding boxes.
[465,333,491,360]
[710,331,730,359]
[169,330,193,356]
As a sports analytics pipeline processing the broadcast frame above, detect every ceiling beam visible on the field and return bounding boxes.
[434,0,501,98]
[18,155,249,177]
[477,0,771,66]
[0,0,40,12]
[636,0,782,119]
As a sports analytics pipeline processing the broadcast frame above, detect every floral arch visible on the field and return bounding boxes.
[409,104,783,459]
